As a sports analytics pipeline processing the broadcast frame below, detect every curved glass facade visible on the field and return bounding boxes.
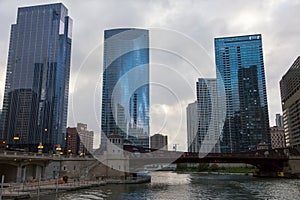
[101,28,149,148]
[0,3,72,152]
[196,78,220,153]
[215,34,270,153]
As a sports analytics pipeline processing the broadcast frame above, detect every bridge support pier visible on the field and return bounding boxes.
[253,170,284,178]
[16,165,23,183]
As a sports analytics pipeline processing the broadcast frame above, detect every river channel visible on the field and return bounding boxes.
[33,171,300,200]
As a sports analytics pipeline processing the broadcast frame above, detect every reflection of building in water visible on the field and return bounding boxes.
[101,28,149,148]
[215,34,270,153]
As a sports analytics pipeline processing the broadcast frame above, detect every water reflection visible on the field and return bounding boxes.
[34,171,300,200]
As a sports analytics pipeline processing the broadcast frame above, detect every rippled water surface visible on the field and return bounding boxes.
[35,171,300,200]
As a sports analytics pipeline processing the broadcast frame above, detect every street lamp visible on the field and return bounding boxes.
[56,144,63,156]
[37,142,44,154]
[13,136,20,150]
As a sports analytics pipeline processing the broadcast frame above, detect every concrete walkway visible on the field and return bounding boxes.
[0,177,151,199]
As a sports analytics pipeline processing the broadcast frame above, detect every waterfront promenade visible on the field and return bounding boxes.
[0,177,151,199]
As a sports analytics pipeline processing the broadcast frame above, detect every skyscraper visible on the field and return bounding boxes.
[187,79,220,153]
[215,34,270,153]
[280,56,300,150]
[101,28,149,148]
[187,101,198,153]
[275,114,284,128]
[0,3,72,152]
[196,78,220,153]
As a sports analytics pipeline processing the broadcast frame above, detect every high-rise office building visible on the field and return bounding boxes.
[187,101,198,152]
[187,79,220,153]
[101,28,149,148]
[215,34,270,153]
[196,78,220,153]
[77,123,94,154]
[0,109,2,137]
[280,56,300,150]
[66,127,80,155]
[150,133,168,150]
[275,114,284,128]
[0,3,72,152]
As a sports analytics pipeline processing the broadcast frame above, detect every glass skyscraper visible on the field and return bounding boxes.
[196,78,220,153]
[101,28,149,148]
[187,79,221,153]
[0,3,72,152]
[215,34,270,153]
[187,101,198,153]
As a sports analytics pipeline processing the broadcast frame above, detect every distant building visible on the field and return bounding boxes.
[0,3,72,152]
[66,127,80,155]
[196,78,220,153]
[106,134,129,172]
[270,126,286,149]
[0,109,2,137]
[280,56,300,150]
[101,28,150,148]
[150,134,168,150]
[77,123,94,154]
[215,34,270,153]
[0,139,6,151]
[187,101,198,152]
[275,114,284,128]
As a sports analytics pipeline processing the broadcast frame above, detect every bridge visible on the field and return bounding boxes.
[125,146,299,178]
[1,147,299,182]
[0,151,52,182]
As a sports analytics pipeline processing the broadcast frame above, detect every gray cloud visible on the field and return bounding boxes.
[0,0,299,151]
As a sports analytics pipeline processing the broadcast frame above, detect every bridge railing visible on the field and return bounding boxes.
[0,151,51,158]
[128,151,289,159]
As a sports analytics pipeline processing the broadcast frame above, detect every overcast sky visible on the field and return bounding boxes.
[0,0,300,151]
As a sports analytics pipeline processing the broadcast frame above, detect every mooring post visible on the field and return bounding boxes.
[0,175,4,200]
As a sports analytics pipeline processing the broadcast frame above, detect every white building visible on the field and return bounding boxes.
[77,123,94,154]
[187,101,199,152]
[187,79,220,153]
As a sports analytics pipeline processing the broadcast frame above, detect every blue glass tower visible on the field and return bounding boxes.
[215,34,270,153]
[0,3,72,152]
[101,28,149,148]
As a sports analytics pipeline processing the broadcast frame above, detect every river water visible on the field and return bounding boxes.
[38,171,300,200]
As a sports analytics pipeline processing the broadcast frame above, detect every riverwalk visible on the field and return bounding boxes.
[0,177,151,199]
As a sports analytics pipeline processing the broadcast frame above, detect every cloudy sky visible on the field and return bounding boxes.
[0,0,299,151]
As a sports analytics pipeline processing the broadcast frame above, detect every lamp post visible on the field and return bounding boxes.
[56,144,63,156]
[37,142,44,154]
[13,136,20,150]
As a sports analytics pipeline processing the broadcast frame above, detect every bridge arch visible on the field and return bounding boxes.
[0,163,18,183]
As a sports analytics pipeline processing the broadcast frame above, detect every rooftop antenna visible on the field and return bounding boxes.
[173,144,179,152]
